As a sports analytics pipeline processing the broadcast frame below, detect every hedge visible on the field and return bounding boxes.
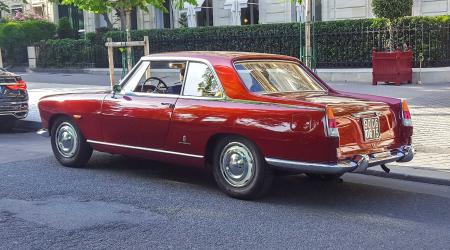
[0,20,56,65]
[36,39,98,68]
[36,15,450,68]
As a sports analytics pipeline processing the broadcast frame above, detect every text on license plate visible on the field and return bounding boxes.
[362,117,380,140]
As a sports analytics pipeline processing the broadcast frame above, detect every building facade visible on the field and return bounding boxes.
[0,0,448,32]
[322,0,450,21]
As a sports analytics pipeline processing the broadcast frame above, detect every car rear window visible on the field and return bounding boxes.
[234,61,325,94]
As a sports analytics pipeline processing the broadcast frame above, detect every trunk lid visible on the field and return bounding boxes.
[265,91,397,158]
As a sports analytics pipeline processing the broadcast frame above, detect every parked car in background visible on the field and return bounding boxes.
[0,68,28,131]
[37,51,414,199]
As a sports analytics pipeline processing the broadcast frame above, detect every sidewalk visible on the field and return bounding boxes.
[18,78,450,185]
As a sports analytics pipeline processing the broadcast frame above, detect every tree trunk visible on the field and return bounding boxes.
[304,0,312,68]
[125,9,133,72]
[102,13,113,30]
[118,9,126,31]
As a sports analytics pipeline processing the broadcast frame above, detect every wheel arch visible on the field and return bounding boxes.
[204,132,264,168]
[48,114,72,136]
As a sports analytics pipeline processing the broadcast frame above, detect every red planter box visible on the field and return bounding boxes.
[372,49,413,86]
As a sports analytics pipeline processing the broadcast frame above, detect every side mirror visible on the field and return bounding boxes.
[113,84,122,93]
[112,84,121,99]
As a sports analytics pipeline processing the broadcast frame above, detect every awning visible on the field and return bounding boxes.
[181,0,205,27]
[183,0,206,9]
[223,0,248,25]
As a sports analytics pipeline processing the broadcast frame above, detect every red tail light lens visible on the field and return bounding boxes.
[402,100,412,127]
[6,80,27,91]
[326,106,339,137]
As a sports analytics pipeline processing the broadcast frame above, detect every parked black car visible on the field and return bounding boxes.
[0,68,28,131]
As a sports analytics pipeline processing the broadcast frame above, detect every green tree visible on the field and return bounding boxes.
[51,0,198,31]
[372,0,413,50]
[57,17,75,38]
[372,0,413,20]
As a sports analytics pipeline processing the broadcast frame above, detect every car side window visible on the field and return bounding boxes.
[183,62,222,98]
[122,60,187,95]
[121,61,150,93]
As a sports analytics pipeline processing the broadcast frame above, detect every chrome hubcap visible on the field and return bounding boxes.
[55,122,78,158]
[220,142,255,188]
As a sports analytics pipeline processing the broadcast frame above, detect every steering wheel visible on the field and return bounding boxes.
[140,77,168,93]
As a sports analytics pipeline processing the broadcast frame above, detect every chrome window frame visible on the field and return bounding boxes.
[180,60,226,100]
[118,56,226,100]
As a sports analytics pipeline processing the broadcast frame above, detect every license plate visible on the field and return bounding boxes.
[362,117,380,141]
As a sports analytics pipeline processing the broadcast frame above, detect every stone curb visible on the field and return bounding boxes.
[362,166,450,186]
[29,68,122,75]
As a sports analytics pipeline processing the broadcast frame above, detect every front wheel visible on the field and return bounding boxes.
[51,117,92,168]
[213,136,274,200]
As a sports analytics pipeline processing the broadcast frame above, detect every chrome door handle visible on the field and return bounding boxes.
[161,102,175,109]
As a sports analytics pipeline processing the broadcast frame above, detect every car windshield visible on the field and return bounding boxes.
[234,61,326,94]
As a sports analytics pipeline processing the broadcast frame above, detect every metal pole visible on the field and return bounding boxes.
[305,0,312,68]
[125,9,133,73]
[107,38,115,88]
[0,49,3,69]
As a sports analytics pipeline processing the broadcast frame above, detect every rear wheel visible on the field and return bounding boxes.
[51,117,92,168]
[306,173,343,181]
[0,116,17,132]
[212,136,274,200]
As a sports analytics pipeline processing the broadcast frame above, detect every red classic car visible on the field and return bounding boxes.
[38,51,414,199]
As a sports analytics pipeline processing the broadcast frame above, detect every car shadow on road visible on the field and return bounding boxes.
[82,152,450,227]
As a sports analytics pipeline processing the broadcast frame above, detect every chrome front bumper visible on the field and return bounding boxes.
[266,145,415,175]
[37,128,49,137]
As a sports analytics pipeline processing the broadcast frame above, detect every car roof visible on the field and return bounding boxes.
[142,51,299,64]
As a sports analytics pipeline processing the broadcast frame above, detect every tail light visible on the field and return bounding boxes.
[401,100,412,127]
[6,79,27,91]
[325,106,339,137]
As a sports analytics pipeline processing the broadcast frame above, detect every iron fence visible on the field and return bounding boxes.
[36,22,450,69]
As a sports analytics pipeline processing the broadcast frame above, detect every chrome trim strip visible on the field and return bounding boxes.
[0,101,28,105]
[352,111,382,118]
[86,139,204,159]
[265,158,356,175]
[0,111,28,119]
[226,98,324,111]
[123,92,180,98]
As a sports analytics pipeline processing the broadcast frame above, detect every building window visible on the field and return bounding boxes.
[241,0,258,25]
[163,0,174,28]
[58,4,84,33]
[11,6,23,17]
[131,7,138,30]
[32,5,45,17]
[196,0,213,26]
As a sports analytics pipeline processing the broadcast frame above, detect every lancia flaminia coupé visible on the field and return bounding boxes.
[38,52,414,199]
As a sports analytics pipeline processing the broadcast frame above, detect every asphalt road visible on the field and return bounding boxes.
[21,72,113,87]
[1,131,450,249]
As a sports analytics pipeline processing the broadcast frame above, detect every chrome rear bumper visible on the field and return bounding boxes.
[0,101,28,119]
[266,145,415,175]
[0,111,28,119]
